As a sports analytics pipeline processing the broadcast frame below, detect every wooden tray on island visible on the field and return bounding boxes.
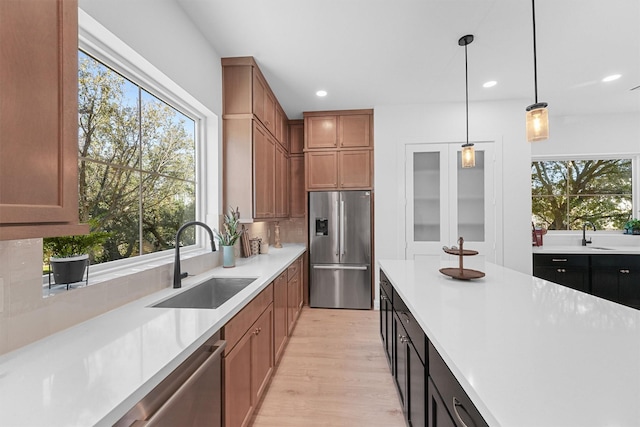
[439,237,485,281]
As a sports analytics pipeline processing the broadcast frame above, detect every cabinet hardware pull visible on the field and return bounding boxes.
[552,259,568,262]
[557,268,566,273]
[402,313,410,324]
[452,397,472,427]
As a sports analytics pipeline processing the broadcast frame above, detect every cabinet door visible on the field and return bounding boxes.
[306,116,337,149]
[251,305,274,403]
[275,106,286,148]
[263,90,276,136]
[619,269,640,309]
[224,331,253,427]
[338,150,371,189]
[591,268,619,302]
[393,312,408,411]
[289,121,304,155]
[253,123,275,218]
[408,343,426,427]
[427,378,456,427]
[273,274,288,364]
[0,0,86,239]
[287,276,298,334]
[289,156,305,217]
[338,114,371,148]
[405,143,500,262]
[274,143,289,218]
[252,72,265,123]
[380,288,393,370]
[306,151,338,190]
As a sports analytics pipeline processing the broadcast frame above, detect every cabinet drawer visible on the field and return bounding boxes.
[223,283,273,354]
[428,342,488,427]
[380,270,392,303]
[533,254,589,267]
[393,289,426,364]
[591,254,639,269]
[287,257,301,282]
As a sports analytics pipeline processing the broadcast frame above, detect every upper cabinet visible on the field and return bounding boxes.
[304,109,373,191]
[0,0,87,240]
[222,57,291,221]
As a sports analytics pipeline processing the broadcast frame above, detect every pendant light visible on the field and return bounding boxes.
[459,34,475,168]
[526,0,549,142]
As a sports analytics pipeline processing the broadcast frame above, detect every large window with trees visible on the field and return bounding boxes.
[531,159,633,230]
[78,51,197,263]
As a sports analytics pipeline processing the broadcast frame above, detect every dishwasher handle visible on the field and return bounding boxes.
[132,340,227,427]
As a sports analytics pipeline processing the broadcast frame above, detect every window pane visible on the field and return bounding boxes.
[78,51,140,169]
[141,89,195,181]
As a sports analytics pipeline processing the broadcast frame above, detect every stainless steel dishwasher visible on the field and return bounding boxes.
[115,332,226,427]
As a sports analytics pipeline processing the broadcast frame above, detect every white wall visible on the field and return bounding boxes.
[373,100,533,303]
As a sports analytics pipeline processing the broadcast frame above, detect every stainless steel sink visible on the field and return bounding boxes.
[590,247,614,250]
[151,277,257,309]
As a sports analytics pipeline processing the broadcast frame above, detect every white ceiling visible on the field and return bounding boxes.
[176,0,640,120]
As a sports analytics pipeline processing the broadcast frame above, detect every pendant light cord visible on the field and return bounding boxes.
[464,42,469,145]
[532,0,539,104]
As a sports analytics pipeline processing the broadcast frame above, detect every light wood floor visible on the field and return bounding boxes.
[251,307,405,427]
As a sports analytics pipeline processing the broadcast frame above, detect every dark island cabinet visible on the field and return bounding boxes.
[532,254,590,293]
[380,271,393,370]
[393,288,426,427]
[591,255,640,309]
[427,378,456,427]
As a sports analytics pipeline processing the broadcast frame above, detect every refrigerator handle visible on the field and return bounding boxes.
[334,200,340,256]
[340,199,345,257]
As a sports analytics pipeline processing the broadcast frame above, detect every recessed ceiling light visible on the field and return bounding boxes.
[483,81,497,88]
[316,90,327,97]
[602,74,621,82]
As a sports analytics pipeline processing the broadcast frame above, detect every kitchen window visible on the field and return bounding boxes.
[531,159,634,230]
[78,51,196,263]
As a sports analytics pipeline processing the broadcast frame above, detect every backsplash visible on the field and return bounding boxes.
[0,238,220,356]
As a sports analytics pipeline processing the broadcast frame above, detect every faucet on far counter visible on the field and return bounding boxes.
[174,221,216,288]
[582,221,596,246]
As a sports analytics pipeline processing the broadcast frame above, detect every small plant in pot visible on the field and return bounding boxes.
[624,218,640,235]
[43,224,110,288]
[214,207,243,268]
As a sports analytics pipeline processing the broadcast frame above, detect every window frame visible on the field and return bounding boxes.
[74,9,219,272]
[532,153,639,233]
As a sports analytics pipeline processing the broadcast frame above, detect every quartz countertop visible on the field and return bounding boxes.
[379,257,640,427]
[0,244,305,427]
[533,245,640,255]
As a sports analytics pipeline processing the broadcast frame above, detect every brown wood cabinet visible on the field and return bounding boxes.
[0,0,87,240]
[223,285,274,427]
[273,272,288,364]
[274,143,289,219]
[289,156,305,218]
[304,109,373,191]
[288,120,304,155]
[222,57,292,221]
[287,256,303,334]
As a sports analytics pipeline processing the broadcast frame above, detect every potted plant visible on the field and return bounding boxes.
[624,218,640,235]
[43,224,110,288]
[214,207,243,268]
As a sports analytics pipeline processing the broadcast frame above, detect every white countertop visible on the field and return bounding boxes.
[379,257,640,427]
[533,245,640,255]
[0,244,305,427]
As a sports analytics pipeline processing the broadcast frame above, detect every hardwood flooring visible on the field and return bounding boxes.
[251,307,405,427]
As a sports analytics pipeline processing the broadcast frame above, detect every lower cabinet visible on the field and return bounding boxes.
[287,256,303,334]
[532,254,590,293]
[379,271,393,370]
[427,378,456,427]
[273,272,288,364]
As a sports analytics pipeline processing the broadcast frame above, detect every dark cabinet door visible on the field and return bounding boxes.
[619,269,640,309]
[393,311,408,410]
[380,287,393,370]
[591,269,619,303]
[592,255,640,309]
[533,254,590,293]
[427,378,456,427]
[408,343,426,427]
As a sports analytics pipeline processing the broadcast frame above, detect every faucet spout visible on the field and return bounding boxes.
[174,221,217,288]
[581,221,596,246]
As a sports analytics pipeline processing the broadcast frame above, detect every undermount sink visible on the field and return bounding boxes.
[151,277,257,309]
[589,246,614,250]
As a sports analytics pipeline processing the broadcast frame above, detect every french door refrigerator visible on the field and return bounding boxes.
[309,191,372,309]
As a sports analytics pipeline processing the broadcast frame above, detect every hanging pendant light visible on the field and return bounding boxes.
[459,34,475,168]
[526,0,549,142]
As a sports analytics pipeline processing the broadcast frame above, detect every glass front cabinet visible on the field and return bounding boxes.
[405,143,501,263]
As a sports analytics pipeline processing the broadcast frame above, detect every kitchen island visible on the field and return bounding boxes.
[380,257,640,426]
[0,244,305,427]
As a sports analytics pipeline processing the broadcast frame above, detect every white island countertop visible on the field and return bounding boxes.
[379,257,640,427]
[0,244,305,427]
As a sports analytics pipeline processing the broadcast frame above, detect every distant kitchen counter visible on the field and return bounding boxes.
[533,244,640,255]
[380,257,640,427]
[0,244,305,427]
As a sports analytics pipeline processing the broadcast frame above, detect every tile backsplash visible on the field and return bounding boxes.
[0,238,220,355]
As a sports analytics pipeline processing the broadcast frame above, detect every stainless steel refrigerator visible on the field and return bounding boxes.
[309,191,372,309]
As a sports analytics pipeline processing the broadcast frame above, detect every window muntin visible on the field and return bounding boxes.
[532,159,632,230]
[78,51,196,263]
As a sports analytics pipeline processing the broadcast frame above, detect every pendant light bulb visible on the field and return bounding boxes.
[459,34,475,168]
[526,0,549,142]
